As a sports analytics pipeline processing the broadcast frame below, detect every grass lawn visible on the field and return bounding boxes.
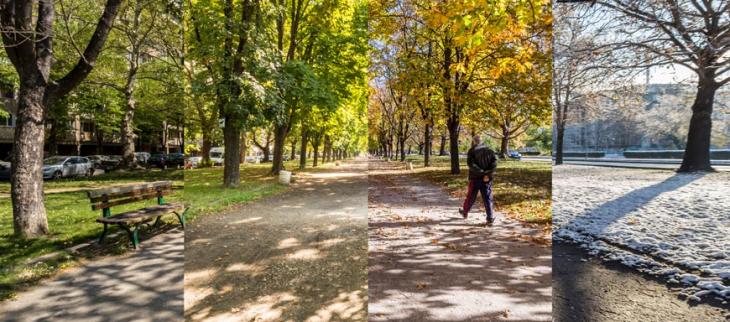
[0,169,183,301]
[183,158,336,221]
[403,155,552,225]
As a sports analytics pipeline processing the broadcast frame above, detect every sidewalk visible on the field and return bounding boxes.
[0,229,184,322]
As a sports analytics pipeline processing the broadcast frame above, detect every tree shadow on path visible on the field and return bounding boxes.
[368,160,552,322]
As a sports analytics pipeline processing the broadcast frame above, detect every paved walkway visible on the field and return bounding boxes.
[368,160,552,321]
[184,160,368,322]
[0,229,184,322]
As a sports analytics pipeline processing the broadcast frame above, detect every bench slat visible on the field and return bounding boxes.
[87,181,172,199]
[89,186,172,203]
[91,190,172,210]
[96,203,184,224]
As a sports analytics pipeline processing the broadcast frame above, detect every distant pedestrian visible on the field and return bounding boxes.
[459,135,497,225]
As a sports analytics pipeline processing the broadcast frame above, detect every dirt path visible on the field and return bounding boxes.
[368,160,551,321]
[184,160,368,322]
[553,241,729,322]
[0,229,184,322]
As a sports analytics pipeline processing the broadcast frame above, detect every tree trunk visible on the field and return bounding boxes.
[11,83,49,237]
[439,134,447,156]
[499,126,509,159]
[271,124,288,174]
[120,91,137,168]
[290,139,297,161]
[96,128,104,155]
[299,128,308,170]
[313,141,320,167]
[679,77,717,172]
[447,116,460,174]
[555,121,565,165]
[424,124,432,167]
[201,134,212,164]
[222,116,240,187]
[400,138,406,161]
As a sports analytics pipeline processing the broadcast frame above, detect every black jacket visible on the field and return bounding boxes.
[467,144,497,181]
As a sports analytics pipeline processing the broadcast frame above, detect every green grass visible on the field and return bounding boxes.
[0,169,183,301]
[404,155,552,225]
[183,159,336,221]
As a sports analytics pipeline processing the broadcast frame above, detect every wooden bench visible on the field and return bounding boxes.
[87,181,186,249]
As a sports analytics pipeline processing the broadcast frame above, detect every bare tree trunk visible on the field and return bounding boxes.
[201,133,212,164]
[499,126,509,159]
[447,116,460,174]
[47,118,58,156]
[271,124,288,174]
[439,133,447,156]
[555,121,565,165]
[424,124,432,166]
[290,138,297,161]
[679,77,717,172]
[240,131,247,164]
[120,91,137,168]
[11,83,49,237]
[222,116,240,187]
[299,128,308,170]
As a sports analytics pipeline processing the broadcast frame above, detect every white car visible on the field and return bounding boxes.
[210,147,224,166]
[42,156,93,179]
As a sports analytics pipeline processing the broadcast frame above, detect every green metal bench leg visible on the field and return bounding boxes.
[98,223,108,244]
[175,208,188,229]
[118,224,140,249]
[153,216,162,227]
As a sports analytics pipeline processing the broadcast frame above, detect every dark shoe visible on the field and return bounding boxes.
[486,217,495,226]
[459,208,467,219]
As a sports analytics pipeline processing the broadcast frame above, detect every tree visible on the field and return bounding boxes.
[593,0,730,171]
[1,0,123,237]
[552,3,615,164]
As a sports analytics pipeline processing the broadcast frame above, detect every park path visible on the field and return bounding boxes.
[554,241,729,322]
[184,159,368,322]
[0,228,184,322]
[368,160,551,322]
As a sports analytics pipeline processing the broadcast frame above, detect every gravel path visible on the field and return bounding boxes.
[368,160,552,321]
[554,241,729,322]
[184,160,368,322]
[0,228,184,322]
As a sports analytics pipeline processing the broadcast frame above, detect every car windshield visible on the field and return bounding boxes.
[43,157,67,165]
[211,152,223,158]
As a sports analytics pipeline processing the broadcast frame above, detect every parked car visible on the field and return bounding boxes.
[135,152,151,165]
[209,147,224,166]
[185,156,202,169]
[507,150,522,160]
[100,155,122,171]
[86,155,107,169]
[149,153,185,169]
[0,161,10,180]
[42,156,93,179]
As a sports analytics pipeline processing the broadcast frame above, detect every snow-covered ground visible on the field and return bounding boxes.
[553,165,730,303]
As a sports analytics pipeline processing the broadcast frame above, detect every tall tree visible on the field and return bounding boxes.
[594,0,730,171]
[0,0,123,237]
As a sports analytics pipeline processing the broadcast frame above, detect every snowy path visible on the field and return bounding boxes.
[553,165,730,303]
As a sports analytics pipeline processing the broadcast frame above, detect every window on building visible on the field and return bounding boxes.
[82,121,94,132]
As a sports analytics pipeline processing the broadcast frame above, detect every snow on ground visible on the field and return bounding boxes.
[553,165,730,303]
